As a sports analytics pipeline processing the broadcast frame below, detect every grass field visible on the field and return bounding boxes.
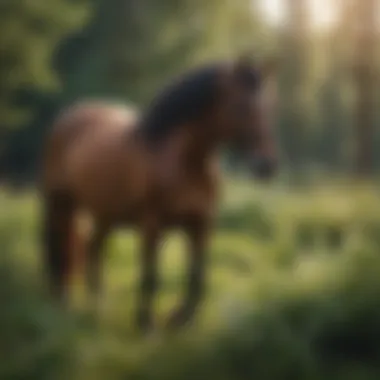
[2,178,380,380]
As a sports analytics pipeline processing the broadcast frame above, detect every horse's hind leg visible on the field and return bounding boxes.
[85,224,109,309]
[42,191,76,304]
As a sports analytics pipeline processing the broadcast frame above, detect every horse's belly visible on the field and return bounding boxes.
[165,189,216,227]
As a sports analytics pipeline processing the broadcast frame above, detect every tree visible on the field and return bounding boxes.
[57,0,206,105]
[278,0,311,177]
[0,0,91,127]
[58,0,267,106]
[316,0,354,172]
[352,0,378,177]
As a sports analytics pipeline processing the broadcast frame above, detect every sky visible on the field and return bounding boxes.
[258,0,338,29]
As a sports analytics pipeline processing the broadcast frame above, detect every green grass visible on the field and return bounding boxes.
[2,178,380,379]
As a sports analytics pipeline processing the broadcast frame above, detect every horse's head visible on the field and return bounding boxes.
[218,56,279,180]
[139,58,278,179]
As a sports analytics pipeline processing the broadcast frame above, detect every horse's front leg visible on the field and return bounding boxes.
[166,220,209,330]
[136,218,161,334]
[86,223,109,310]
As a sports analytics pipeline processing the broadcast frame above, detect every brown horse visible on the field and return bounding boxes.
[40,57,278,332]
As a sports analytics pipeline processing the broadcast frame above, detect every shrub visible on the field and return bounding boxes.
[0,256,76,380]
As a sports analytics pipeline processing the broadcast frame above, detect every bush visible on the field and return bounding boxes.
[218,202,274,240]
[121,252,380,380]
[0,256,76,380]
[2,184,380,380]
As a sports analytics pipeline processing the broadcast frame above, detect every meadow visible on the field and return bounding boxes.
[2,178,380,380]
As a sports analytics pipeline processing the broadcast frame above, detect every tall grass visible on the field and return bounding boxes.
[1,180,380,379]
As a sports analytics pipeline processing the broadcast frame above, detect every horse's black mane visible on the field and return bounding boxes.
[139,60,262,143]
[139,63,223,142]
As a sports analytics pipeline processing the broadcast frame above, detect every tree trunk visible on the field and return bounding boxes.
[280,0,310,179]
[353,0,377,177]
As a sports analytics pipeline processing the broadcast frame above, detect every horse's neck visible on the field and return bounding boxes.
[179,126,220,162]
[150,128,219,186]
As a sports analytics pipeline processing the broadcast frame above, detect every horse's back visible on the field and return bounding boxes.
[47,100,138,145]
[41,100,148,218]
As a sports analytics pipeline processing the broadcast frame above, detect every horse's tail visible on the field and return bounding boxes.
[42,190,80,302]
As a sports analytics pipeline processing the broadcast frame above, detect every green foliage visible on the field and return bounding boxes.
[218,201,273,239]
[2,183,380,379]
[58,0,263,105]
[0,207,76,380]
[0,0,91,126]
[0,259,76,380]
